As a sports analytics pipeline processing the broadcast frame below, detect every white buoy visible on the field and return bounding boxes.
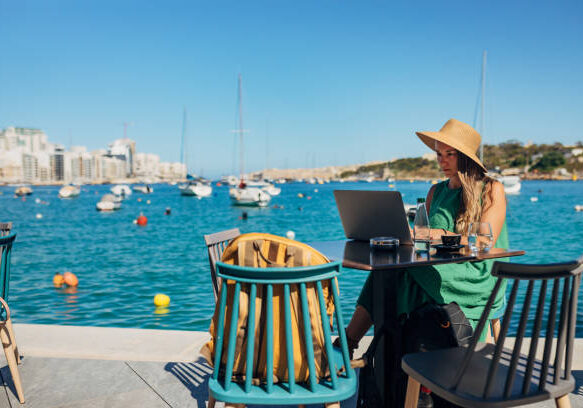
[36,213,43,219]
[35,198,41,204]
[530,197,538,202]
[575,205,583,212]
[286,230,296,240]
[314,188,319,193]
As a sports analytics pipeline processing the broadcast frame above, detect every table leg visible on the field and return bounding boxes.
[371,269,385,404]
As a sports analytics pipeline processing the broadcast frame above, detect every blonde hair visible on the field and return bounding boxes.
[455,153,495,235]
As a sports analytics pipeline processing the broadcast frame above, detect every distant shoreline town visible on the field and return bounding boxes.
[0,127,186,185]
[1,126,582,185]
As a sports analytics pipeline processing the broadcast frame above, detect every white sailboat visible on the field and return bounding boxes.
[178,108,213,198]
[230,74,271,207]
[229,184,271,207]
[476,51,521,195]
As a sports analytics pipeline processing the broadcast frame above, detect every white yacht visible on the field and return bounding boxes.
[58,185,81,198]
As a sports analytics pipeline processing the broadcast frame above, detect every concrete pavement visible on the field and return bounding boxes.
[0,324,581,408]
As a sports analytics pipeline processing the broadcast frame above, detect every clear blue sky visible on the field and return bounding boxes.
[1,1,582,177]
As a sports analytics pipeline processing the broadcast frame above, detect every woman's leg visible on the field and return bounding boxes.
[345,305,373,351]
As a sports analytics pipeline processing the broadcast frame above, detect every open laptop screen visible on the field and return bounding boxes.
[333,190,413,244]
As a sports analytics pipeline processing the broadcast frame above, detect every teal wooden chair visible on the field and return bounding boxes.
[208,260,356,408]
[0,233,24,404]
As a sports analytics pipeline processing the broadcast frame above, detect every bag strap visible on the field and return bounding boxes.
[252,240,285,267]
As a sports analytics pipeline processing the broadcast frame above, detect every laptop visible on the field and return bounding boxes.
[333,190,413,244]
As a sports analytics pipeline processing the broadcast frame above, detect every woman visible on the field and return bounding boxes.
[345,118,508,350]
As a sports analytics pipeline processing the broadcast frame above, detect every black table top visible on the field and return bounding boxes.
[310,240,525,271]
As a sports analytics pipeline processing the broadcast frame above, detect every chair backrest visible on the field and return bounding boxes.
[210,260,354,394]
[0,234,17,318]
[452,257,583,400]
[0,222,12,237]
[204,228,240,300]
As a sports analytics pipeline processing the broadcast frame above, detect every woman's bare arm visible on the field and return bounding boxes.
[479,180,507,246]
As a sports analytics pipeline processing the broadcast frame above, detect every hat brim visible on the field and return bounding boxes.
[416,131,487,172]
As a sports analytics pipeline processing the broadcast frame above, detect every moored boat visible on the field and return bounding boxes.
[111,184,132,198]
[96,194,122,211]
[133,185,153,194]
[58,185,81,198]
[229,185,271,207]
[15,186,33,196]
[179,181,212,197]
[499,175,521,195]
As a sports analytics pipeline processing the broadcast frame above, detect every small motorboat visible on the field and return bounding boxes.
[15,186,33,196]
[498,175,521,195]
[96,194,122,211]
[229,186,271,207]
[58,185,81,199]
[179,181,212,197]
[133,185,154,194]
[111,184,132,198]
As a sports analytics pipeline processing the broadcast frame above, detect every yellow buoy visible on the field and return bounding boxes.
[153,293,170,307]
[53,273,65,287]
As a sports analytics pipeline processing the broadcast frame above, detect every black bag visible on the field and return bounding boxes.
[356,302,473,408]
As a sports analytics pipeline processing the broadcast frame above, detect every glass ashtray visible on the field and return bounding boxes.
[370,237,399,250]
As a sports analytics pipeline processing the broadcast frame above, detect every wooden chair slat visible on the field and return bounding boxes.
[484,279,519,399]
[503,280,534,398]
[539,278,560,391]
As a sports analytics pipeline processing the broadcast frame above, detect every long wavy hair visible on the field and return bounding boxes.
[455,152,496,235]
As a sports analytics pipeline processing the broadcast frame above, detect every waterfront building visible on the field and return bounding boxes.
[107,138,136,177]
[134,153,160,178]
[158,162,187,180]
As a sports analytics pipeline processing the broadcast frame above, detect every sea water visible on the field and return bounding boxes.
[1,180,583,335]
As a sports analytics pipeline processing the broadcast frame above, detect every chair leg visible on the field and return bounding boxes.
[208,395,216,408]
[0,325,24,403]
[5,318,20,364]
[325,403,340,408]
[492,318,501,343]
[555,394,571,408]
[404,376,421,408]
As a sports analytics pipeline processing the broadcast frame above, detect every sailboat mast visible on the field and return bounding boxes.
[480,50,487,162]
[238,74,244,179]
[181,107,188,174]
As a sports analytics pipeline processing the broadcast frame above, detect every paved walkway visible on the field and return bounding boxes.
[0,324,581,408]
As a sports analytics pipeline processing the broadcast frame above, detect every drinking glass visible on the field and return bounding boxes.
[467,222,493,254]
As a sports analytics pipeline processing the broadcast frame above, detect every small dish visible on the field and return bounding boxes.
[433,244,465,252]
[370,236,399,250]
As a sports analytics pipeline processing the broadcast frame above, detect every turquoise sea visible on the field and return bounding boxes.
[2,180,582,335]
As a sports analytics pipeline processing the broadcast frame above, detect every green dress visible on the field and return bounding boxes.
[357,180,508,333]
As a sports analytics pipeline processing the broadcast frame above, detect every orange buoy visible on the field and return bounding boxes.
[136,214,148,226]
[63,271,78,287]
[53,273,65,287]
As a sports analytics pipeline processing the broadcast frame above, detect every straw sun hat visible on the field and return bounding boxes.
[416,118,487,172]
